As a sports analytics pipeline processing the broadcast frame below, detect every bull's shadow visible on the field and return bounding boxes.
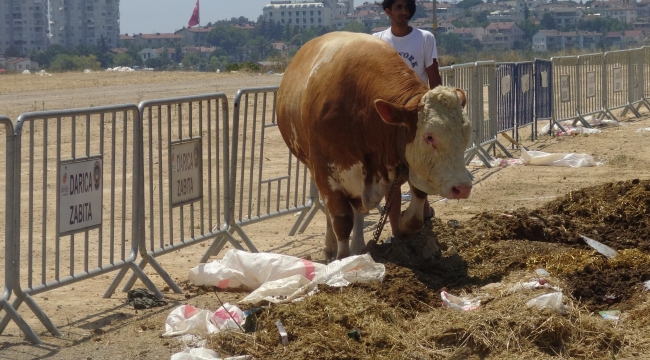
[366,221,502,292]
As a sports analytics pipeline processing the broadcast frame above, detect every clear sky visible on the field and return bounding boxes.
[120,0,272,35]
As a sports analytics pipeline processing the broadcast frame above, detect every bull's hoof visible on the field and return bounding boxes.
[323,247,337,262]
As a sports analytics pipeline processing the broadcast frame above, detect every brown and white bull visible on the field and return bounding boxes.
[277,32,473,260]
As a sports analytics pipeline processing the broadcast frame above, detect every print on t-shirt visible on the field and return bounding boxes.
[399,52,418,69]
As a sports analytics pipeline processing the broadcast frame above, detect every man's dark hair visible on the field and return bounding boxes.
[376,0,416,19]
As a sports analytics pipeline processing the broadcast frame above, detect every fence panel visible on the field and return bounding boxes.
[111,94,234,294]
[576,53,606,120]
[0,105,161,340]
[477,61,498,150]
[515,62,535,142]
[439,66,454,87]
[203,87,313,260]
[628,48,650,113]
[643,46,650,101]
[551,56,580,131]
[0,116,41,344]
[496,63,516,139]
[534,59,553,129]
[604,50,639,120]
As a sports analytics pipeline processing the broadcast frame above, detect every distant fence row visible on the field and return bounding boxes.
[1,46,649,344]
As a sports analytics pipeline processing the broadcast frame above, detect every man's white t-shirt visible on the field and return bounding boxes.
[372,27,438,85]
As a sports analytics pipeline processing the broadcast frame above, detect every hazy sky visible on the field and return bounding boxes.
[120,0,272,35]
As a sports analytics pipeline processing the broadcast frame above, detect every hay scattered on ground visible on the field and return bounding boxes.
[203,179,650,359]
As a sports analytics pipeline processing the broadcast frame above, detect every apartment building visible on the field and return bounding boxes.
[0,0,48,55]
[49,0,120,48]
[262,0,354,28]
[482,22,525,50]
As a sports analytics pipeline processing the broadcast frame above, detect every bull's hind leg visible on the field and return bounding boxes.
[350,207,366,255]
[324,215,337,261]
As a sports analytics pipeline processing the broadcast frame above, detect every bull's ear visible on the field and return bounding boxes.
[455,88,467,108]
[374,99,407,125]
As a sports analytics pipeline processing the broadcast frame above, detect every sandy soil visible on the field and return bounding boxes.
[0,71,649,359]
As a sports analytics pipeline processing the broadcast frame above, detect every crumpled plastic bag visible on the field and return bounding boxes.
[521,148,598,167]
[540,116,619,135]
[163,304,244,337]
[507,280,561,294]
[188,250,385,304]
[170,348,251,360]
[636,127,650,133]
[526,292,568,315]
[241,253,386,304]
[441,291,481,311]
[189,250,324,289]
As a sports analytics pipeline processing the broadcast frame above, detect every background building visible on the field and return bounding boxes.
[49,0,120,48]
[262,0,355,28]
[0,0,49,55]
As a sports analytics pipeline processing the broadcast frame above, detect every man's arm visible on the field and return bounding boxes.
[426,59,442,89]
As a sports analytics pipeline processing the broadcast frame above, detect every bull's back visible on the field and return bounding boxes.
[277,32,401,167]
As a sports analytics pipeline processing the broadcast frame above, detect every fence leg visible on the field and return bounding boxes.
[0,300,42,344]
[122,257,184,295]
[233,224,258,253]
[0,292,61,337]
[288,209,309,236]
[129,263,164,300]
[297,200,326,234]
[104,267,130,298]
[120,258,150,293]
[201,232,243,263]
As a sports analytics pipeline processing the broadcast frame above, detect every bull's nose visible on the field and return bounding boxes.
[449,184,472,199]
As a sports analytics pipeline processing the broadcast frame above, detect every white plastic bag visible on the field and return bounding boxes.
[240,253,386,304]
[526,292,568,315]
[636,127,650,133]
[190,250,385,304]
[521,148,598,167]
[440,291,481,311]
[580,235,618,259]
[171,348,251,360]
[189,250,324,289]
[163,304,244,337]
[507,280,561,294]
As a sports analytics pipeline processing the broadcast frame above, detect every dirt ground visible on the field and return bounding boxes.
[1,71,650,359]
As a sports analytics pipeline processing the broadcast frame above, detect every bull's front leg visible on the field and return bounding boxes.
[395,184,427,237]
[322,192,355,261]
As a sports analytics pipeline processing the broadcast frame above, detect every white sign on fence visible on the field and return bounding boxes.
[541,71,548,88]
[613,67,623,93]
[501,75,511,95]
[521,73,531,93]
[586,71,596,98]
[170,139,203,207]
[560,75,571,102]
[59,158,103,235]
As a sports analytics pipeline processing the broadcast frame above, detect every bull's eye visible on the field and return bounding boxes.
[425,134,437,149]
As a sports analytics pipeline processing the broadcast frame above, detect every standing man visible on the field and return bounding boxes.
[373,0,441,234]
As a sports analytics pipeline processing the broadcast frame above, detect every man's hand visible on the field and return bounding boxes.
[427,59,442,89]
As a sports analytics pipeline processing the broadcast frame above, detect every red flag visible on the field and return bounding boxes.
[188,0,200,28]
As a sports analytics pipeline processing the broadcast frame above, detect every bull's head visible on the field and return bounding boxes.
[374,86,473,199]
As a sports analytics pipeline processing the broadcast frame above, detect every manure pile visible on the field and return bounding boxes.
[206,179,650,359]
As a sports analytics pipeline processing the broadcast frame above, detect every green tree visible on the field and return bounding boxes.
[438,33,467,55]
[4,46,21,57]
[456,0,483,9]
[113,52,136,67]
[182,53,201,68]
[540,14,557,30]
[341,21,366,33]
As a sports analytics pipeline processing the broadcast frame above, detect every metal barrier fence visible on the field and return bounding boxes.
[577,53,606,121]
[551,56,581,132]
[496,63,516,140]
[515,62,535,141]
[0,116,42,344]
[534,59,553,130]
[604,50,640,120]
[642,46,650,101]
[628,48,650,114]
[202,87,314,259]
[110,93,235,294]
[0,105,161,341]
